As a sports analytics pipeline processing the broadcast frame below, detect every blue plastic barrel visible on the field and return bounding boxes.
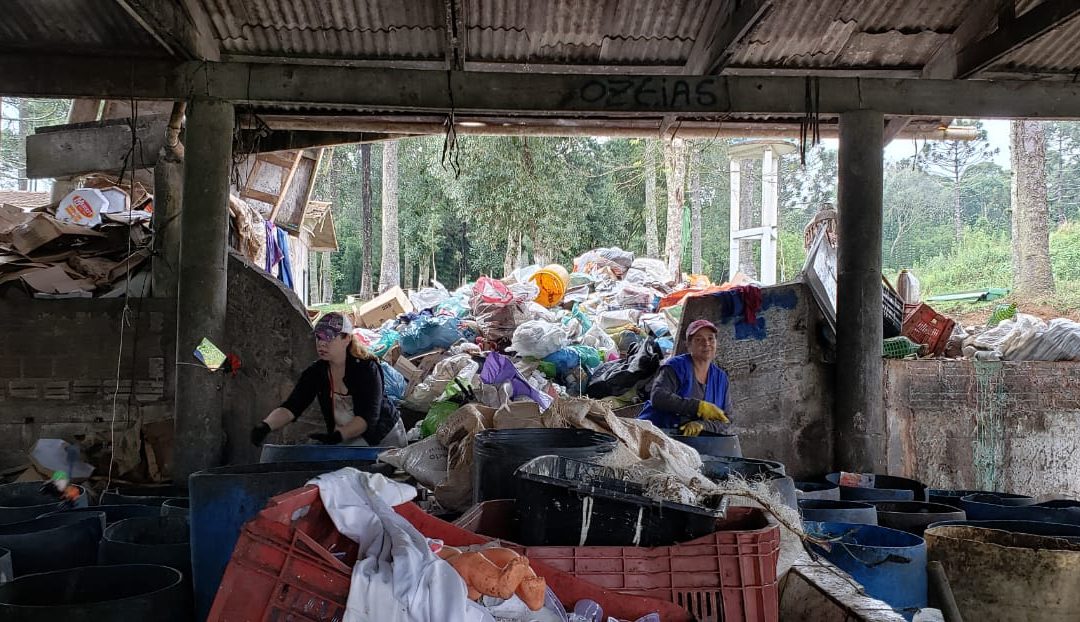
[101,485,187,507]
[663,430,742,457]
[799,499,877,525]
[796,481,841,500]
[826,473,926,502]
[40,504,163,525]
[259,443,388,463]
[0,512,104,576]
[189,460,390,621]
[805,521,927,617]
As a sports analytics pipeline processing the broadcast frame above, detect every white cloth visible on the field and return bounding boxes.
[310,468,490,622]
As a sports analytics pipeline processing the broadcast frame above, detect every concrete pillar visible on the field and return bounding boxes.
[152,147,183,297]
[835,109,885,472]
[174,98,233,482]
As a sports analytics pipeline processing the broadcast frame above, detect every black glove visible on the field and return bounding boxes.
[308,430,343,445]
[250,422,271,447]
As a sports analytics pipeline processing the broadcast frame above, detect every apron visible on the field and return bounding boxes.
[329,370,407,448]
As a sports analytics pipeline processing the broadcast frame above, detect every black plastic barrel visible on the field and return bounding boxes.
[928,488,999,506]
[796,481,841,500]
[102,517,192,602]
[925,519,1080,541]
[40,504,163,525]
[161,498,189,518]
[702,460,798,509]
[0,512,104,575]
[701,456,786,476]
[189,460,392,622]
[0,547,10,584]
[960,494,1080,525]
[663,430,742,458]
[0,563,188,622]
[101,485,187,506]
[472,429,617,503]
[799,499,877,524]
[0,482,88,525]
[826,473,927,502]
[873,501,966,535]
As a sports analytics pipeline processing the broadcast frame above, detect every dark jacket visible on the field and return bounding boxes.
[280,354,399,445]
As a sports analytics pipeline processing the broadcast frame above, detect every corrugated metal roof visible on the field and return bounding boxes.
[465,0,710,65]
[728,0,975,69]
[0,0,165,57]
[986,11,1080,75]
[199,0,445,59]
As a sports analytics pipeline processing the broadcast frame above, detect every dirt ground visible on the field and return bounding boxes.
[940,297,1080,327]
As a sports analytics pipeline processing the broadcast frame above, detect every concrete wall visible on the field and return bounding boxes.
[679,282,835,478]
[0,297,175,472]
[885,359,1080,499]
[0,251,317,474]
[222,252,318,464]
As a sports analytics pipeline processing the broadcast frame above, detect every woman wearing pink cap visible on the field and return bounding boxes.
[638,319,731,436]
[249,311,406,448]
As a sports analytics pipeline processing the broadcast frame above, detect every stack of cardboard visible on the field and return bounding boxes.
[0,180,153,299]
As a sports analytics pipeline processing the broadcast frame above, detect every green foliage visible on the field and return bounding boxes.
[1,98,72,188]
[1051,222,1080,281]
[913,228,1013,296]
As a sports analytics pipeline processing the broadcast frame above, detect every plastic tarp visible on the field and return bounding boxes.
[402,354,479,411]
[973,314,1080,361]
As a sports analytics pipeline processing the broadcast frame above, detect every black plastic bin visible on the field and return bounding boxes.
[472,429,617,503]
[513,455,724,547]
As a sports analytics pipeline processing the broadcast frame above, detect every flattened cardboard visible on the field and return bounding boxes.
[10,213,104,255]
[351,286,414,329]
[20,265,95,294]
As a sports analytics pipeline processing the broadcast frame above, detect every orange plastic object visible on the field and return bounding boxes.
[530,264,570,308]
[901,303,956,356]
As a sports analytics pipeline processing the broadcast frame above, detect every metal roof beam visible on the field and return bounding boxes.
[923,0,1010,79]
[685,0,771,75]
[114,0,220,61]
[11,56,1080,118]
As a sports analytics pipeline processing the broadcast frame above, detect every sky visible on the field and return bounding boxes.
[884,119,1011,167]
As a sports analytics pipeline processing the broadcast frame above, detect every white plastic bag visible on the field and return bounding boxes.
[378,435,448,489]
[509,320,568,358]
[410,285,450,310]
[581,323,617,355]
[402,354,478,411]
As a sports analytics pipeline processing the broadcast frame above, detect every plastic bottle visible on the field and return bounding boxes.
[897,269,921,305]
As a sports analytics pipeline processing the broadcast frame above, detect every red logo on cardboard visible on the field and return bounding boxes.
[70,195,94,218]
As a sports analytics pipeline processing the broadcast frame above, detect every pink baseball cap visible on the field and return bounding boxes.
[686,319,718,338]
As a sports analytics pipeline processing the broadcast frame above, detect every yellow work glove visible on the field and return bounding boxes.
[680,421,704,437]
[697,401,730,424]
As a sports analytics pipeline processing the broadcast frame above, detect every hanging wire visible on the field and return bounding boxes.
[441,70,462,178]
[799,76,821,166]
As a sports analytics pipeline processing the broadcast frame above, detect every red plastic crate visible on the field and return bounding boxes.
[209,485,690,622]
[902,303,956,356]
[207,486,358,621]
[453,500,780,622]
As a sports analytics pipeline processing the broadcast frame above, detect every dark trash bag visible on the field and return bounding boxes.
[586,338,662,399]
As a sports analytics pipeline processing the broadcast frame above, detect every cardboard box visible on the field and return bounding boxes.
[10,213,105,256]
[351,286,413,329]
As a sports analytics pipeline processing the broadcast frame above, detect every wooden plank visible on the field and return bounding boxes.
[685,0,771,75]
[238,189,279,205]
[68,99,101,123]
[113,0,220,60]
[258,152,297,169]
[954,0,1080,78]
[25,114,168,179]
[12,55,1080,118]
[268,151,304,222]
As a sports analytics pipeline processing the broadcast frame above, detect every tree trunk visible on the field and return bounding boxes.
[1010,120,1055,297]
[689,146,703,274]
[378,141,400,292]
[503,227,515,277]
[644,139,660,257]
[738,158,758,278]
[321,251,332,303]
[360,143,374,297]
[17,98,30,191]
[663,138,688,278]
[953,157,963,241]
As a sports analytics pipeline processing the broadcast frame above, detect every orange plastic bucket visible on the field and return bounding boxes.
[529,264,570,307]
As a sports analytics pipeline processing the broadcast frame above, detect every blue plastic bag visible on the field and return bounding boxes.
[369,330,400,357]
[380,361,407,404]
[399,315,463,355]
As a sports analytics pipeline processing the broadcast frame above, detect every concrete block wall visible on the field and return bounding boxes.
[0,252,317,473]
[0,298,175,471]
[885,359,1080,499]
[679,282,835,478]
